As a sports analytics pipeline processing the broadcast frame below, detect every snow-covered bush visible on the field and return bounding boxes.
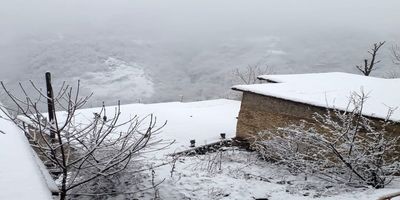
[251,92,400,188]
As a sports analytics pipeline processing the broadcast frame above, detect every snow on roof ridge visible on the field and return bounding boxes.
[257,72,390,82]
[233,72,400,121]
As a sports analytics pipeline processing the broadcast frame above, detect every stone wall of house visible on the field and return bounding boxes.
[236,92,326,138]
[236,91,400,139]
[236,91,400,160]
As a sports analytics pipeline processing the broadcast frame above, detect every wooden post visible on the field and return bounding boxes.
[45,72,56,140]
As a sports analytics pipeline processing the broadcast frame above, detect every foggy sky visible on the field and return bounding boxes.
[0,0,399,106]
[1,0,399,41]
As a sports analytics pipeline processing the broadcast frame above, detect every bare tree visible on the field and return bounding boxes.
[0,79,168,200]
[234,63,273,85]
[356,41,386,76]
[392,45,400,65]
[252,91,399,188]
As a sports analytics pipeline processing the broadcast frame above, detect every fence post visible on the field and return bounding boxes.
[45,72,56,141]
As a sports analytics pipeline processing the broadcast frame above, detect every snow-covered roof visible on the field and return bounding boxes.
[56,99,240,155]
[232,72,400,121]
[0,106,57,200]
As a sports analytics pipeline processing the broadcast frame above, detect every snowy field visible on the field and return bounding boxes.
[56,99,399,200]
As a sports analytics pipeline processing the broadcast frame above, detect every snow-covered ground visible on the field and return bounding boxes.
[55,99,399,200]
[150,149,400,200]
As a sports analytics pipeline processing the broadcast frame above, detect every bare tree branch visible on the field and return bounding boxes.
[392,44,400,65]
[356,41,385,76]
[0,77,170,200]
[234,63,273,85]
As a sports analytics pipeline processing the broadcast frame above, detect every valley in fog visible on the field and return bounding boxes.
[0,0,399,107]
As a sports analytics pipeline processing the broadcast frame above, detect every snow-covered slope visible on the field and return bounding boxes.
[79,57,154,101]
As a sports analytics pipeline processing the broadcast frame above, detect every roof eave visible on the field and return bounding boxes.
[257,76,279,83]
[231,87,245,92]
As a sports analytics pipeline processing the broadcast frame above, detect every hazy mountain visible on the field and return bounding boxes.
[0,0,399,107]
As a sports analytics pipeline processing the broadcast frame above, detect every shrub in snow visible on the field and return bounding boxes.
[251,92,400,189]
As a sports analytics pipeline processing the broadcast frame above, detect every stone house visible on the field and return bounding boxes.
[232,72,400,139]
